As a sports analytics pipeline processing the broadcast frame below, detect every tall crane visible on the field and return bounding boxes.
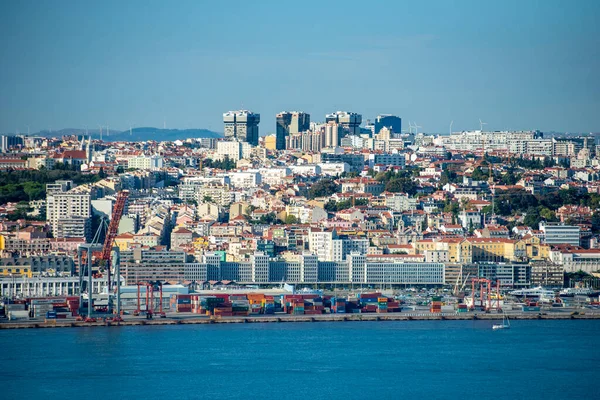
[100,190,129,291]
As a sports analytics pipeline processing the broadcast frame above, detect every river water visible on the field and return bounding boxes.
[0,320,598,399]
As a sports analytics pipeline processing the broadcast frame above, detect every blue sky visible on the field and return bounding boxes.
[1,0,599,134]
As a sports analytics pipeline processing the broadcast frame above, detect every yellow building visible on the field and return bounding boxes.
[0,265,32,278]
[193,237,209,250]
[264,135,277,150]
[114,232,135,251]
[462,238,526,263]
[522,235,550,260]
[229,202,250,220]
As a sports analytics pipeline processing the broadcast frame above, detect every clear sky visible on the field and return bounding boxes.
[1,0,599,135]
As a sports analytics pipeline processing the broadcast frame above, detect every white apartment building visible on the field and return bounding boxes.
[308,230,336,262]
[216,140,252,162]
[179,176,230,202]
[46,191,91,240]
[194,184,233,207]
[368,153,406,168]
[127,155,164,170]
[227,171,262,189]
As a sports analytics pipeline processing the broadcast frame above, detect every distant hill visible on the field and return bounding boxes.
[32,127,222,142]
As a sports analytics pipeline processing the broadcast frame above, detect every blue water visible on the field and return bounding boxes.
[1,320,598,399]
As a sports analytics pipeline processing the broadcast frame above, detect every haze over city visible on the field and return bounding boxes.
[1,0,599,134]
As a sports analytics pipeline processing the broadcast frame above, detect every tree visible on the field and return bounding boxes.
[202,195,214,204]
[284,215,299,225]
[471,167,487,181]
[22,182,45,201]
[439,170,458,186]
[444,201,460,215]
[308,179,339,199]
[98,167,106,179]
[116,166,124,174]
[539,207,557,222]
[384,177,417,195]
[259,213,276,225]
[523,207,541,229]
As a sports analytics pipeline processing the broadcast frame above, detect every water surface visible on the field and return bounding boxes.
[1,320,598,399]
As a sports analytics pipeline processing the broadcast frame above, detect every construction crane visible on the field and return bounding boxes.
[100,190,129,291]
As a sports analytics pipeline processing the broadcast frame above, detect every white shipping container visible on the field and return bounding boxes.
[8,311,30,320]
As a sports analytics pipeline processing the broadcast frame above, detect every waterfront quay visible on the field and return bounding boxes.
[2,308,599,329]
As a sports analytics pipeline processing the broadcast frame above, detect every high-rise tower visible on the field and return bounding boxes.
[325,111,362,137]
[223,110,260,146]
[276,111,310,150]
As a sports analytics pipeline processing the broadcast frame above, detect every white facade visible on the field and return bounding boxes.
[216,140,252,162]
[127,155,164,170]
[228,171,262,188]
[318,162,350,176]
[540,222,580,246]
[47,192,91,239]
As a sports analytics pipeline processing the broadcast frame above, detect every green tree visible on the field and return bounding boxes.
[471,167,487,181]
[523,207,541,229]
[22,182,45,201]
[308,179,339,199]
[284,215,299,224]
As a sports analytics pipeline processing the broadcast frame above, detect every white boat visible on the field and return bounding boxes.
[492,311,510,330]
[558,288,600,297]
[509,286,555,299]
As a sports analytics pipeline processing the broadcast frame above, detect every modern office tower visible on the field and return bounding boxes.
[325,122,340,147]
[375,114,402,135]
[1,135,24,153]
[223,110,260,146]
[276,111,310,150]
[325,111,362,136]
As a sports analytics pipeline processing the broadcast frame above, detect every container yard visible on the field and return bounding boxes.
[1,287,599,328]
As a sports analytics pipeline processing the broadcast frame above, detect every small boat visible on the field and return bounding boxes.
[492,311,510,330]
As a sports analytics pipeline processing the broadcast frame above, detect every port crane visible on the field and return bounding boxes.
[77,190,129,322]
[469,278,502,312]
[134,281,165,319]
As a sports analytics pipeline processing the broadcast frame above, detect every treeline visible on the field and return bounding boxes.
[202,157,236,171]
[374,169,419,195]
[0,167,102,204]
[484,187,600,229]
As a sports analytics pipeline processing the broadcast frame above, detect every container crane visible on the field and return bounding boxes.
[101,190,129,291]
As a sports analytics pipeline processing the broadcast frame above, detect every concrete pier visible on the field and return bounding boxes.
[1,312,598,329]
